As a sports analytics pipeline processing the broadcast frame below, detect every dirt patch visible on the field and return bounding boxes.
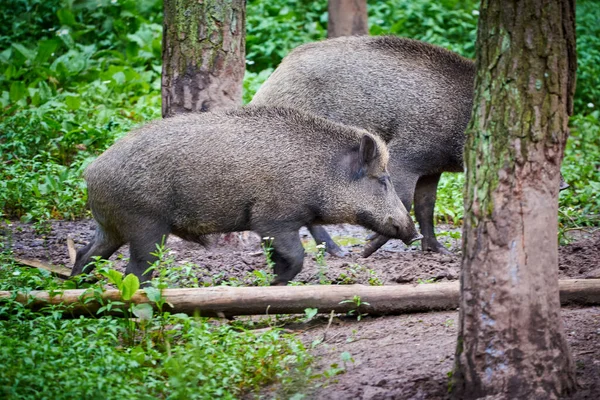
[2,220,600,398]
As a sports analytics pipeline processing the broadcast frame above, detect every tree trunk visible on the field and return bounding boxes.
[452,0,577,398]
[327,0,368,38]
[162,0,246,117]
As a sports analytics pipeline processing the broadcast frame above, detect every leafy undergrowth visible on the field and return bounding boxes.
[0,249,315,399]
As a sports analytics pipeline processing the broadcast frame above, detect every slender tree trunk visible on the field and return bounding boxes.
[453,0,577,398]
[327,0,368,38]
[162,0,246,117]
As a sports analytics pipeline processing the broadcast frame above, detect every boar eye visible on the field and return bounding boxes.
[378,175,390,189]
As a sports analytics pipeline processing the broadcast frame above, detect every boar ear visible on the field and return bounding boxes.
[359,135,379,166]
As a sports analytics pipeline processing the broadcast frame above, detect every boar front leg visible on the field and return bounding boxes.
[307,225,347,257]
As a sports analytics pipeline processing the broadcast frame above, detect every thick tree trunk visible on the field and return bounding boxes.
[162,0,245,117]
[327,0,368,38]
[452,1,577,398]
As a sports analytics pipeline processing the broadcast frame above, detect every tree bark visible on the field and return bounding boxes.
[2,280,598,319]
[453,0,577,398]
[162,0,246,117]
[327,0,368,38]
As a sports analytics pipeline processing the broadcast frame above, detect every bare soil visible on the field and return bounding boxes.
[3,220,599,399]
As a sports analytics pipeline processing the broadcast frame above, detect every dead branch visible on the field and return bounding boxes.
[13,258,71,280]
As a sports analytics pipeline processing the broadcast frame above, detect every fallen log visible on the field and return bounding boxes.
[1,279,598,318]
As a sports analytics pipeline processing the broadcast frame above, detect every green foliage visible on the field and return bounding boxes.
[339,295,370,321]
[436,174,465,225]
[164,323,312,398]
[246,0,327,73]
[2,0,599,232]
[368,0,479,57]
[574,0,600,115]
[0,0,162,222]
[559,111,600,229]
[0,252,313,399]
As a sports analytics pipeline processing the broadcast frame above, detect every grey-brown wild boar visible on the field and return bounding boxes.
[251,35,568,257]
[72,106,421,285]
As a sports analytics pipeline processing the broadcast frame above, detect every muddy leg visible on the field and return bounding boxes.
[71,226,123,276]
[125,226,170,285]
[414,173,451,254]
[308,225,347,257]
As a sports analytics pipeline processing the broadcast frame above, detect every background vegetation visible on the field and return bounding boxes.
[1,0,598,230]
[1,0,599,397]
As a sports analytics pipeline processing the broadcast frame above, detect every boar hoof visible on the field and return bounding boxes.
[327,246,348,258]
[422,239,453,255]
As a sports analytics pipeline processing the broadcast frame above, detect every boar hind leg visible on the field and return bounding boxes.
[414,173,451,255]
[261,230,305,286]
[72,225,123,276]
[125,225,170,284]
[307,225,347,257]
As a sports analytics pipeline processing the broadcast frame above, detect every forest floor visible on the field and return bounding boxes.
[4,220,600,399]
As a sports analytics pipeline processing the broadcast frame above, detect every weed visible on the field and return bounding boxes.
[340,295,370,321]
[315,242,331,285]
[304,307,319,322]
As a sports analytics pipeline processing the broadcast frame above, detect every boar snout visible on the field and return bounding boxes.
[389,215,422,245]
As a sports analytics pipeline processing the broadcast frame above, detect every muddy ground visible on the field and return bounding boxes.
[3,220,600,399]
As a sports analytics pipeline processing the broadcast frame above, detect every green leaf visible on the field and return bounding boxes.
[35,40,59,64]
[65,94,81,110]
[121,273,140,301]
[100,269,123,290]
[144,287,162,303]
[132,303,153,321]
[12,43,35,61]
[304,307,318,320]
[340,352,354,363]
[112,71,126,85]
[57,9,76,26]
[9,81,26,102]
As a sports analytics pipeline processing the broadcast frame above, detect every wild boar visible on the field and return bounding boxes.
[72,106,421,284]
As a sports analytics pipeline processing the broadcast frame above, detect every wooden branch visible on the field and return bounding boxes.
[66,237,76,266]
[13,258,72,280]
[1,279,598,318]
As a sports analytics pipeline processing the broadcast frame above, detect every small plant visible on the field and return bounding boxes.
[304,307,318,322]
[315,242,330,285]
[248,269,275,286]
[417,277,437,284]
[261,236,276,267]
[339,295,370,321]
[366,267,384,286]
